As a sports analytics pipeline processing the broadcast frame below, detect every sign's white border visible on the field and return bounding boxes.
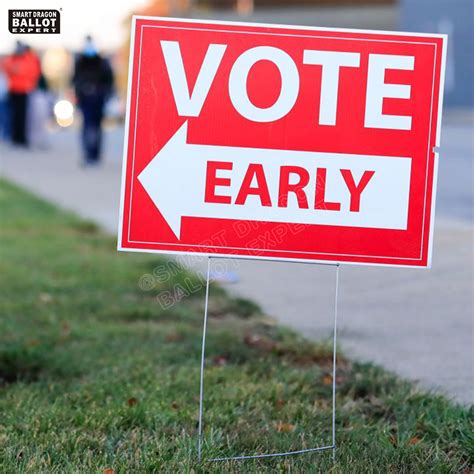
[117,16,447,269]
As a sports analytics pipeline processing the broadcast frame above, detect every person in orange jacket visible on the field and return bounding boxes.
[2,41,41,146]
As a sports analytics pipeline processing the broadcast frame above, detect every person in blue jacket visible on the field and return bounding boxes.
[72,36,114,166]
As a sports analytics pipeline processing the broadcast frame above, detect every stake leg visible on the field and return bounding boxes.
[197,257,212,463]
[332,264,340,462]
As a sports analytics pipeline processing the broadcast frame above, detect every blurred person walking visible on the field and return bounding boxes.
[28,75,53,149]
[3,42,41,146]
[0,67,9,141]
[72,36,114,166]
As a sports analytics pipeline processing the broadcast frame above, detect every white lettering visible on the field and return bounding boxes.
[365,54,415,130]
[229,46,299,122]
[161,40,227,117]
[303,50,360,126]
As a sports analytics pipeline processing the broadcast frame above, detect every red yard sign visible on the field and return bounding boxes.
[118,16,447,267]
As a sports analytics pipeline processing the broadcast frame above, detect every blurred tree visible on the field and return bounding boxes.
[116,0,192,98]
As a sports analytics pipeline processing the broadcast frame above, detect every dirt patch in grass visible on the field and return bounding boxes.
[0,346,47,385]
[70,220,100,235]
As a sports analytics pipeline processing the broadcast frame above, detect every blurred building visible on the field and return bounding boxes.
[401,0,473,108]
[198,0,394,7]
[199,0,396,15]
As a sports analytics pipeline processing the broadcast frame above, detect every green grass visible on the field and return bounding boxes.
[0,179,472,473]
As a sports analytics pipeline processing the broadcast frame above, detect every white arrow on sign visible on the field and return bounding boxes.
[138,122,411,240]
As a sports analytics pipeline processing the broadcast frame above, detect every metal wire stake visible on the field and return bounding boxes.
[197,258,341,463]
[197,257,212,463]
[332,264,340,462]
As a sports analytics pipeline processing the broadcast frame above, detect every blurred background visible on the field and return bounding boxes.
[0,0,472,404]
[0,0,472,135]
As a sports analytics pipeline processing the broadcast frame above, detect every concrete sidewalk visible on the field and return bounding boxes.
[1,115,472,404]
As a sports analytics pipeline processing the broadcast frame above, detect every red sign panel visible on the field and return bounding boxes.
[118,16,447,267]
